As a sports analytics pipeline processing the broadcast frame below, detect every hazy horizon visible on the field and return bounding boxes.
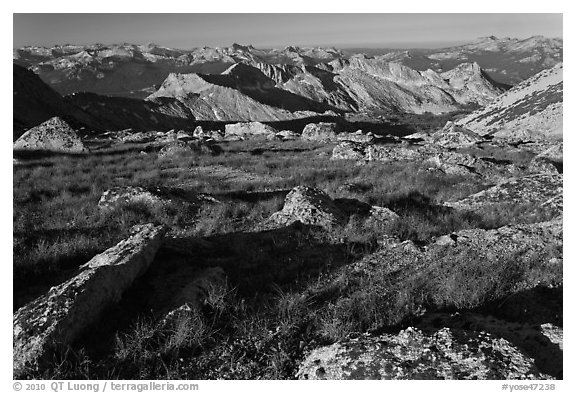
[13,14,562,49]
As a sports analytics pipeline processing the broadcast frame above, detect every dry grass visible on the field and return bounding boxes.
[14,138,562,379]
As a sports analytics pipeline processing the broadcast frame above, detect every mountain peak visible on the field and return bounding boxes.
[231,43,252,52]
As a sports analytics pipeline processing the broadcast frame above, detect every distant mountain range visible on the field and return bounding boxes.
[13,43,344,99]
[348,36,562,85]
[12,36,563,141]
[147,58,506,122]
[13,36,561,98]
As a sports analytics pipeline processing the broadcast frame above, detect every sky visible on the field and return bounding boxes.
[13,13,563,49]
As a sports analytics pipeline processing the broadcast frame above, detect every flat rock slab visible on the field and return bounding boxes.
[13,223,167,377]
[297,327,551,380]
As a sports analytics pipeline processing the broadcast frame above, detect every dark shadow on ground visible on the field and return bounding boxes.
[479,156,513,165]
[75,222,361,360]
[382,191,487,244]
[477,286,562,327]
[213,189,291,203]
[196,116,417,138]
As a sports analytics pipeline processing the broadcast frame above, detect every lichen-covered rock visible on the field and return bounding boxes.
[13,117,88,153]
[445,173,563,215]
[365,145,422,162]
[332,142,433,163]
[98,186,164,211]
[265,186,347,230]
[337,130,375,144]
[536,143,563,162]
[426,151,478,168]
[276,130,300,140]
[193,126,224,141]
[224,122,277,140]
[424,151,486,176]
[528,157,559,174]
[13,224,167,377]
[430,121,484,148]
[297,327,551,380]
[121,131,156,143]
[367,206,400,223]
[158,140,195,158]
[301,122,338,142]
[416,313,563,379]
[436,218,562,250]
[332,141,367,160]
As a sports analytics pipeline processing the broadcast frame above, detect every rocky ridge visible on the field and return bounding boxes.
[457,64,563,141]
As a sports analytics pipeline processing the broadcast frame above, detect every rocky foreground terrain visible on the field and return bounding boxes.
[13,38,562,380]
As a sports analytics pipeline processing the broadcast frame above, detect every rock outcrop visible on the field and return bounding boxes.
[446,173,563,214]
[365,145,422,162]
[98,186,164,211]
[193,126,224,141]
[301,122,338,142]
[528,158,559,174]
[297,326,551,380]
[158,140,196,158]
[457,64,563,141]
[535,143,563,162]
[13,117,88,153]
[265,186,347,230]
[528,143,562,174]
[431,218,562,253]
[336,130,375,144]
[423,151,497,177]
[332,141,367,160]
[416,313,563,379]
[276,130,300,140]
[13,224,167,377]
[331,141,424,162]
[429,121,484,148]
[224,122,277,140]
